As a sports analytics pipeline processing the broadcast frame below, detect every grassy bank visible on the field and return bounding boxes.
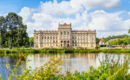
[0,48,130,55]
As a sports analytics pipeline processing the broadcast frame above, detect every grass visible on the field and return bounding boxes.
[0,48,130,55]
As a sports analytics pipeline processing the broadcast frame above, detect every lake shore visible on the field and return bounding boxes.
[0,48,130,55]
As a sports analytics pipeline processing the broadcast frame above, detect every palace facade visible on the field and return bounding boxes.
[34,23,96,48]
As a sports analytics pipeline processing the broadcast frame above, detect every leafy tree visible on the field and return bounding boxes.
[96,38,100,44]
[128,29,130,34]
[103,34,129,42]
[29,37,34,47]
[108,37,130,45]
[0,12,29,48]
[0,16,6,48]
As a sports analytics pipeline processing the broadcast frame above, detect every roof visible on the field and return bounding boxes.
[34,30,58,34]
[72,30,96,32]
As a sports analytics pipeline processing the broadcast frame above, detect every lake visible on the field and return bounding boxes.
[0,53,130,80]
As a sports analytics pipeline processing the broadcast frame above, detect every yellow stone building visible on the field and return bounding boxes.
[34,23,96,48]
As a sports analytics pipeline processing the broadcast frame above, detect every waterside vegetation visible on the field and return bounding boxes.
[0,48,130,55]
[1,56,130,80]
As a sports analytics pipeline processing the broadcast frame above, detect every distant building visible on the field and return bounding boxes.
[34,23,96,48]
[127,44,130,48]
[99,39,105,46]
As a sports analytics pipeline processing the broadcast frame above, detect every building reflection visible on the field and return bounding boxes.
[26,53,99,73]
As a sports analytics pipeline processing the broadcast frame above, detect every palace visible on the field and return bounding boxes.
[34,23,96,48]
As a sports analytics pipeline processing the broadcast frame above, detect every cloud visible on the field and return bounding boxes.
[70,0,120,10]
[18,0,129,38]
[88,10,124,30]
[19,7,33,22]
[128,12,130,16]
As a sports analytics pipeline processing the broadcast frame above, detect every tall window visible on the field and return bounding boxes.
[64,31,66,35]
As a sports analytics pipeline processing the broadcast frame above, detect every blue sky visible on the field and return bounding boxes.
[0,0,130,38]
[0,0,130,15]
[0,0,62,15]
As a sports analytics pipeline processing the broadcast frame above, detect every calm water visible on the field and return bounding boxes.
[0,53,130,80]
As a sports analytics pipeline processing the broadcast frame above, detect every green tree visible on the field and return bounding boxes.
[128,29,130,33]
[0,12,29,48]
[96,38,100,44]
[0,16,7,48]
[29,37,34,47]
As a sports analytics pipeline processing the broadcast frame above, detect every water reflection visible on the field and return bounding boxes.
[0,56,23,80]
[26,53,130,73]
[26,54,99,72]
[0,53,130,79]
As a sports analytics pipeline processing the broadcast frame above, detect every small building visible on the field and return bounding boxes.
[99,39,105,47]
[127,44,130,48]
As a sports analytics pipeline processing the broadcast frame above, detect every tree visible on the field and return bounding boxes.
[0,16,7,48]
[0,12,29,48]
[103,34,129,42]
[29,37,34,47]
[128,29,130,34]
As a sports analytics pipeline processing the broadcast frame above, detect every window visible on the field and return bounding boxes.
[72,36,74,39]
[72,41,74,44]
[64,31,66,35]
[67,32,69,35]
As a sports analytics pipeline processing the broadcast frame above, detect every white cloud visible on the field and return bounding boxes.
[128,12,130,16]
[19,7,33,22]
[88,10,123,30]
[18,0,130,38]
[71,0,120,10]
[39,1,81,16]
[97,31,128,38]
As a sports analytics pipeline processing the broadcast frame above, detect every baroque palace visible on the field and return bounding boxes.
[34,23,96,48]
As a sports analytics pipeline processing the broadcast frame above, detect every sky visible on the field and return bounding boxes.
[0,0,130,38]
